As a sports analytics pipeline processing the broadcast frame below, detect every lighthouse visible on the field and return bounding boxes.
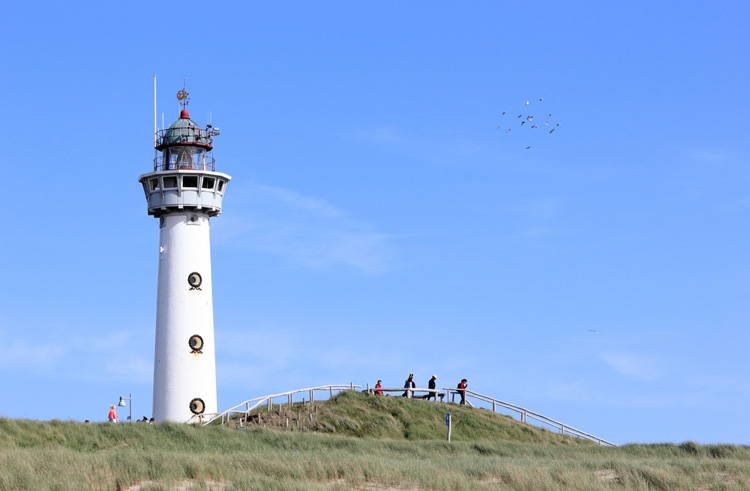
[139,88,230,422]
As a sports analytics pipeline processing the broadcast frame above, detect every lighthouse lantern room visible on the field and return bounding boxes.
[139,87,231,423]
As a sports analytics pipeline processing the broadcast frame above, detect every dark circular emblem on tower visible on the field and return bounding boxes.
[190,398,206,415]
[188,272,202,289]
[189,334,204,353]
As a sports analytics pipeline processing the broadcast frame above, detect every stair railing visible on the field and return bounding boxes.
[199,383,361,426]
[443,388,616,446]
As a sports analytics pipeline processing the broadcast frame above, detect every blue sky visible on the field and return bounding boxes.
[1,1,748,445]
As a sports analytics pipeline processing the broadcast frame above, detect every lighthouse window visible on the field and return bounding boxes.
[217,180,225,192]
[183,176,198,188]
[202,177,215,190]
[162,176,178,189]
[149,178,159,191]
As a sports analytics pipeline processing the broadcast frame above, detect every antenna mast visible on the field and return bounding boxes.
[153,75,158,160]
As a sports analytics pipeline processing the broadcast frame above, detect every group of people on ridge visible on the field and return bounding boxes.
[373,375,468,404]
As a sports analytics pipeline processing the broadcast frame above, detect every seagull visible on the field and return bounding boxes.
[545,122,549,126]
[497,126,502,130]
[547,114,552,118]
[525,101,530,105]
[506,129,511,133]
[549,128,555,133]
[526,116,534,121]
[521,121,526,126]
[556,123,560,126]
[588,329,596,332]
[525,146,531,149]
[539,98,544,101]
[502,112,507,115]
[531,125,538,128]
[517,114,522,118]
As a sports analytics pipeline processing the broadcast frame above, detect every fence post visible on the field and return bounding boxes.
[310,390,314,404]
[492,400,496,413]
[330,386,333,399]
[267,398,272,412]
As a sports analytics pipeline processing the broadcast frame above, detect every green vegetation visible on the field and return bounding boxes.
[1,391,748,490]
[228,390,590,445]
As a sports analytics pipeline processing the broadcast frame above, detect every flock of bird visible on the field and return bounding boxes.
[497,98,560,149]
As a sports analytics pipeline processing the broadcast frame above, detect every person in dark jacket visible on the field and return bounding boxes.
[424,375,438,400]
[456,378,468,405]
[402,374,416,397]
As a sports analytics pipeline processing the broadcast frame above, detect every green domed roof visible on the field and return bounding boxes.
[157,110,213,149]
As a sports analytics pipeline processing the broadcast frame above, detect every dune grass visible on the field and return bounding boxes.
[1,392,749,490]
[236,390,593,446]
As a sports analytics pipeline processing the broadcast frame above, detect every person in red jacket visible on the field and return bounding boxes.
[108,405,119,423]
[456,379,468,405]
[374,380,383,395]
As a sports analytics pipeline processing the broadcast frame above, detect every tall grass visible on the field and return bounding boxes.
[1,393,749,490]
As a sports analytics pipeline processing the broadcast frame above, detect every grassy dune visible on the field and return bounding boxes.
[1,392,748,490]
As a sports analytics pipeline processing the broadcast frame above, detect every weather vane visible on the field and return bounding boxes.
[177,78,189,109]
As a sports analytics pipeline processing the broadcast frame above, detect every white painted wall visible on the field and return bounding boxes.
[153,212,217,422]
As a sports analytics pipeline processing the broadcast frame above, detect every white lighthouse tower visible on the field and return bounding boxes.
[139,88,230,422]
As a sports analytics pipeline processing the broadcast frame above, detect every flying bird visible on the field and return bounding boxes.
[545,122,549,126]
[588,329,596,332]
[506,129,511,133]
[521,121,526,126]
[531,125,538,128]
[497,126,502,130]
[525,146,531,149]
[539,98,544,101]
[549,128,555,133]
[547,114,552,118]
[526,116,534,121]
[517,114,522,118]
[525,101,529,105]
[502,112,507,115]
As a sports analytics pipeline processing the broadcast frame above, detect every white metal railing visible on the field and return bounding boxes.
[201,383,616,446]
[442,388,617,446]
[200,383,362,426]
[364,387,444,400]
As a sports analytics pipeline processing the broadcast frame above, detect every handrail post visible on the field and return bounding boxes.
[309,389,314,404]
